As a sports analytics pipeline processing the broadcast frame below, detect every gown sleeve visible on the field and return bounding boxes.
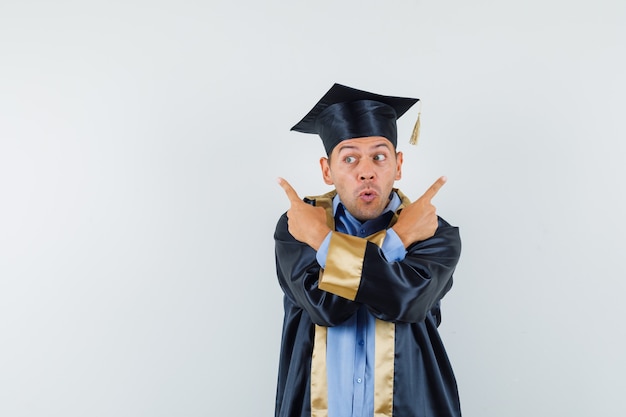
[274,212,361,327]
[322,216,461,324]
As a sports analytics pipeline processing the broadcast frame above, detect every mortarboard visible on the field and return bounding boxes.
[290,83,421,155]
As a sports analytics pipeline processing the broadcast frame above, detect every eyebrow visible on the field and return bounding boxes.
[336,142,392,154]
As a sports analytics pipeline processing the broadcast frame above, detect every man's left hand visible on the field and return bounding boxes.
[277,177,330,251]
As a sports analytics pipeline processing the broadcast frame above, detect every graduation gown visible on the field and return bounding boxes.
[274,189,462,417]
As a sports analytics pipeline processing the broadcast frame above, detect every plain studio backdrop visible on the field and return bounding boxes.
[1,1,624,416]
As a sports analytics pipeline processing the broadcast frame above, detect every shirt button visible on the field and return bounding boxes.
[360,229,366,235]
[356,378,362,384]
[358,340,364,346]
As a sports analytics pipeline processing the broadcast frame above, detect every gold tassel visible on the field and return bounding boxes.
[409,100,421,145]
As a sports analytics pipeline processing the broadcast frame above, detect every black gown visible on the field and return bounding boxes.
[274,189,462,417]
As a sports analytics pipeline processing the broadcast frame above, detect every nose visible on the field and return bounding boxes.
[359,160,375,181]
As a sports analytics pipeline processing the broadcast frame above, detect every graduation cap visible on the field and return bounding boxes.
[291,83,421,155]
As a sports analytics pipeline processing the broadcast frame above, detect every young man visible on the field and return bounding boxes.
[274,83,462,417]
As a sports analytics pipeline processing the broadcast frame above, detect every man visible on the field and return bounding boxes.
[274,83,462,417]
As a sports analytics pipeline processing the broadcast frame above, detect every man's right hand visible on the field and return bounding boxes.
[392,176,447,248]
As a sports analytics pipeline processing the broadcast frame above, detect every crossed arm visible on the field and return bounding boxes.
[274,177,461,326]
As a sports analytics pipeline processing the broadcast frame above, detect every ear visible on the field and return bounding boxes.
[320,157,334,185]
[395,151,404,181]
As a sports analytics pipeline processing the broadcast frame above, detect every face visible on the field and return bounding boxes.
[320,136,403,222]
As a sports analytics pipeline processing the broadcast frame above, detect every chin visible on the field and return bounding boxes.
[347,200,385,222]
[356,209,384,222]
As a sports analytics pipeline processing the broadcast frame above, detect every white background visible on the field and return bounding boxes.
[1,1,625,416]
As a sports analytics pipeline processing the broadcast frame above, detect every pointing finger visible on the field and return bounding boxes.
[276,177,302,204]
[422,176,447,201]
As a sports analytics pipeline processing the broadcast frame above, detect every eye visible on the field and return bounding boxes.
[344,156,357,164]
[373,153,387,161]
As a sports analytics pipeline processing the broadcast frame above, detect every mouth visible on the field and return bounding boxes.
[358,188,379,203]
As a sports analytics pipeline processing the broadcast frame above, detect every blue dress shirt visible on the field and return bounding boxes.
[315,192,407,417]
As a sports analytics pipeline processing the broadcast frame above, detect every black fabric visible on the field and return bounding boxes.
[274,190,462,417]
[291,83,419,155]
